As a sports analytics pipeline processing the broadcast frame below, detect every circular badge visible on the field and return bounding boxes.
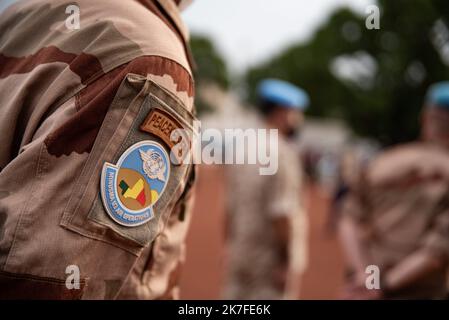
[100,141,170,227]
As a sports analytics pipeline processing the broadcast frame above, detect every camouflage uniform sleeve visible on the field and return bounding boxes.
[0,56,197,299]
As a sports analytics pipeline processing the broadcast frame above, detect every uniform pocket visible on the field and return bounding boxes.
[0,270,87,300]
[60,74,197,254]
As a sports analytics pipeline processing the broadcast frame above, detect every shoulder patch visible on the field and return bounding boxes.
[140,107,184,149]
[101,141,170,227]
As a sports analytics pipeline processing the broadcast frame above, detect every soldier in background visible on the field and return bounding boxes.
[224,79,309,300]
[0,0,196,299]
[339,82,449,299]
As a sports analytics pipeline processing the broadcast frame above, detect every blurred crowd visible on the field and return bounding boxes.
[180,2,449,300]
[192,79,449,300]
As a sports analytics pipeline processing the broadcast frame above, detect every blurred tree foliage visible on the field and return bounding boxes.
[245,0,449,146]
[190,35,230,114]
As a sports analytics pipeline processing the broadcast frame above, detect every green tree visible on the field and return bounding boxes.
[190,35,230,114]
[245,1,449,146]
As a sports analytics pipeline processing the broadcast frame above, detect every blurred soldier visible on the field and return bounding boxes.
[0,0,197,299]
[339,82,449,299]
[224,79,309,299]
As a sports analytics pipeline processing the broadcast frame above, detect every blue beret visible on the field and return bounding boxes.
[257,79,310,110]
[426,81,449,109]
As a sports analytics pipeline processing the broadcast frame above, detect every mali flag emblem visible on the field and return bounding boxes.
[101,141,170,227]
[119,178,146,206]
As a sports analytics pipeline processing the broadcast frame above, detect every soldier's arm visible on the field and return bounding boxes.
[382,207,449,293]
[266,154,302,292]
[338,175,372,286]
[0,56,195,299]
[338,192,384,299]
[268,214,291,293]
[338,215,370,278]
[381,250,445,293]
[272,216,291,265]
[338,171,373,298]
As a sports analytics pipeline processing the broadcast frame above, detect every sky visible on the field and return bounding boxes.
[183,0,375,73]
[0,0,376,73]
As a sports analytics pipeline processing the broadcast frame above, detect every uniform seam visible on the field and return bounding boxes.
[4,142,45,270]
[48,53,194,124]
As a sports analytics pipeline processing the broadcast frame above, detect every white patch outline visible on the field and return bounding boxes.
[100,140,170,227]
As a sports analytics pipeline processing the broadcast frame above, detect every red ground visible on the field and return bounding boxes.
[180,165,345,299]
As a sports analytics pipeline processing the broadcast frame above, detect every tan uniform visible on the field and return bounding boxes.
[224,122,308,299]
[0,0,197,299]
[343,142,449,299]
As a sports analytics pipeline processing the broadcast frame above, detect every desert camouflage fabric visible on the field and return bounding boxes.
[224,125,308,300]
[343,142,449,299]
[0,0,196,299]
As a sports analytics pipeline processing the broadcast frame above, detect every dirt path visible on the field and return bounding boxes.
[180,165,345,299]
